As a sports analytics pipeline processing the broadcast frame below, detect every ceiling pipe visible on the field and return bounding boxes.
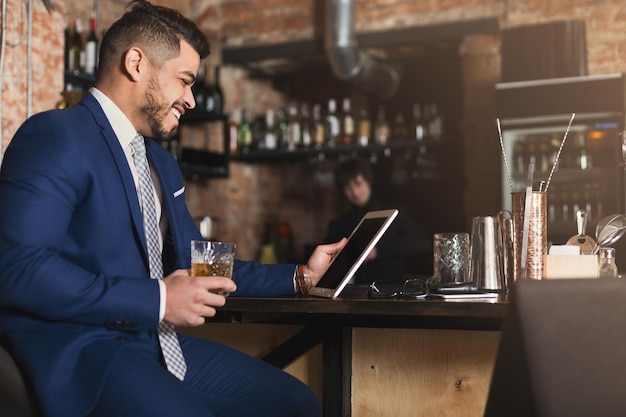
[324,0,399,100]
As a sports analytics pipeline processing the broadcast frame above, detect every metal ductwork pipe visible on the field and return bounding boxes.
[325,0,399,100]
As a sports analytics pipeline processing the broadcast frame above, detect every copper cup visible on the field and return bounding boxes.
[511,191,547,280]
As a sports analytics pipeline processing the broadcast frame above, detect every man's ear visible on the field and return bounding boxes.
[123,47,147,82]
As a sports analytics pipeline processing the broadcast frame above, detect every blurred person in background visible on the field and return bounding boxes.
[325,158,431,285]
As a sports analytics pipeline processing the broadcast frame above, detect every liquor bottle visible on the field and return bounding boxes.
[63,15,72,74]
[84,14,98,75]
[264,109,278,150]
[373,105,390,145]
[312,104,325,148]
[202,62,216,114]
[429,103,443,140]
[228,108,240,154]
[212,64,224,115]
[286,103,301,150]
[412,103,425,141]
[392,113,408,141]
[192,63,208,111]
[325,98,339,147]
[238,109,252,153]
[357,107,371,146]
[300,103,312,148]
[277,108,289,149]
[340,98,355,145]
[68,17,84,75]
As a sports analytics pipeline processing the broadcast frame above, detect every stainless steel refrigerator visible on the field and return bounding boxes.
[495,73,626,266]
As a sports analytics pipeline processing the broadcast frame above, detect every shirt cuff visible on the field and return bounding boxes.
[157,279,166,321]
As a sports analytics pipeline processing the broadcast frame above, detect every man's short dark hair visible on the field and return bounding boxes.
[97,0,210,80]
[334,158,373,190]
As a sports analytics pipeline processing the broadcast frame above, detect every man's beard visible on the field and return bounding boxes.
[140,79,178,140]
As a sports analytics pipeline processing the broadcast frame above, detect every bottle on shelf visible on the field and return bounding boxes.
[300,103,312,148]
[68,16,84,75]
[212,64,224,115]
[203,62,218,114]
[340,97,355,145]
[277,108,289,149]
[228,108,240,154]
[263,109,277,150]
[238,108,253,153]
[412,103,425,141]
[286,102,301,150]
[325,98,339,147]
[64,15,72,74]
[428,103,443,140]
[312,103,325,149]
[192,62,208,111]
[392,113,408,141]
[373,105,390,145]
[357,107,371,146]
[84,13,98,75]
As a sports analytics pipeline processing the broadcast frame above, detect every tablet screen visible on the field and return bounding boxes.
[316,216,389,289]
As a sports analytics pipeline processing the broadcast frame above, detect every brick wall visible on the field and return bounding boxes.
[3,0,626,265]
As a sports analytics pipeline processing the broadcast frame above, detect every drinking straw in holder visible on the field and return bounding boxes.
[545,113,576,192]
[497,118,514,192]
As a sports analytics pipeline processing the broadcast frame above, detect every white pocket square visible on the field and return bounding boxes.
[173,186,185,198]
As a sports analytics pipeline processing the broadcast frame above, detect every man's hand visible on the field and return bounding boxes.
[162,269,237,327]
[303,238,348,285]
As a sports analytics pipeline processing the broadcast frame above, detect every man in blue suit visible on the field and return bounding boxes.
[0,2,346,416]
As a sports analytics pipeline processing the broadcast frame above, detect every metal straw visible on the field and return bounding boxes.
[497,118,514,192]
[520,163,534,280]
[545,112,576,192]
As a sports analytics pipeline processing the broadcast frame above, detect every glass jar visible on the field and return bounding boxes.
[598,247,618,278]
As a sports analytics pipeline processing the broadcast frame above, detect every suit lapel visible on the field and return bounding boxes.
[79,94,149,259]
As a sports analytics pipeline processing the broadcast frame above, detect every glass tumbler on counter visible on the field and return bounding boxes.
[431,233,471,285]
[191,240,236,296]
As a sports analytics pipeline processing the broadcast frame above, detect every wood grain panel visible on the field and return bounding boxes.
[351,328,500,417]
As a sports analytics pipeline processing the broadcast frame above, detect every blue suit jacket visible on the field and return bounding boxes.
[0,94,296,417]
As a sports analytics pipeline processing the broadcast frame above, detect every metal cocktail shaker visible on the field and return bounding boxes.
[470,216,505,291]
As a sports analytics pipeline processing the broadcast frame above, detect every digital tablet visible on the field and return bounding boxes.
[308,209,399,299]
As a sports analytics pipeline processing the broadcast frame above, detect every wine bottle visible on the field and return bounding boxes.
[340,98,355,145]
[373,105,390,145]
[412,103,425,141]
[300,103,312,148]
[357,107,371,146]
[63,15,71,74]
[68,17,84,75]
[392,113,408,142]
[212,64,224,115]
[192,63,208,111]
[202,62,216,114]
[312,104,325,149]
[286,102,301,150]
[238,108,252,153]
[228,108,240,154]
[84,14,98,75]
[325,98,339,147]
[264,109,278,150]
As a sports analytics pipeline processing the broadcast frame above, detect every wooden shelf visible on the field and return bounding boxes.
[230,139,447,163]
[222,17,500,76]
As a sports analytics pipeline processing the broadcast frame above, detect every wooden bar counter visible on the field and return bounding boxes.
[181,286,508,417]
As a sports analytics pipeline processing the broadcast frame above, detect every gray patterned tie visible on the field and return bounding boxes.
[131,134,187,381]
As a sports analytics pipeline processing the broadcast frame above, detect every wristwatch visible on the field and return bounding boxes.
[295,264,310,295]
